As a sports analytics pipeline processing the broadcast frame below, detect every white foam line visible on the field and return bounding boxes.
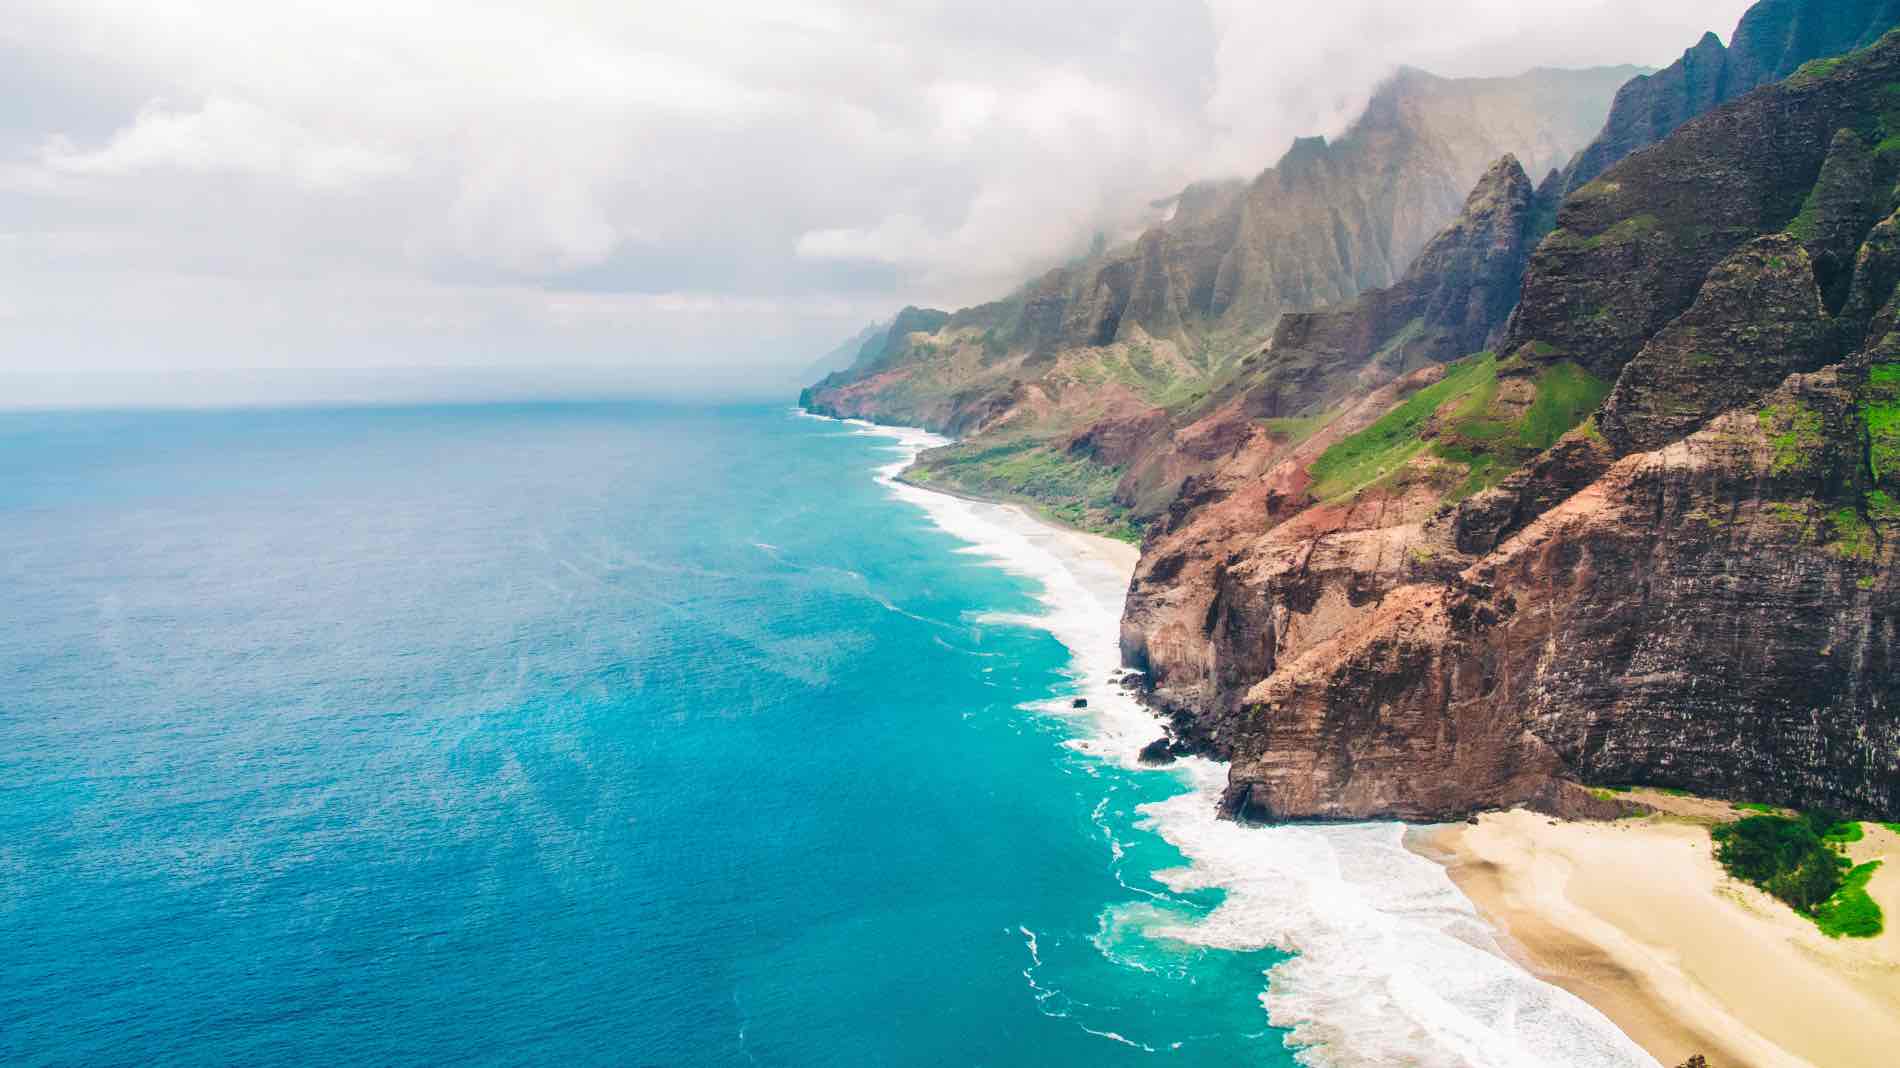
[801,410,1658,1068]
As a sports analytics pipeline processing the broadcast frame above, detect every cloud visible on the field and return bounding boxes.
[0,0,1759,397]
[36,97,406,190]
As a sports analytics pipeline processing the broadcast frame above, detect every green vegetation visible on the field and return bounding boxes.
[1546,217,1660,252]
[1260,408,1338,448]
[1786,187,1822,242]
[1824,820,1866,845]
[1830,506,1878,560]
[912,438,1141,542]
[1733,801,1784,814]
[1518,361,1610,450]
[1872,83,1900,158]
[1758,401,1826,474]
[1575,213,1661,250]
[1307,354,1499,498]
[1815,861,1885,938]
[1713,811,1847,911]
[1788,56,1847,86]
[1569,179,1619,203]
[1711,810,1885,937]
[1863,362,1900,482]
[1306,353,1610,502]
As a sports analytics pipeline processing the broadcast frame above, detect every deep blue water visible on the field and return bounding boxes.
[0,404,1291,1066]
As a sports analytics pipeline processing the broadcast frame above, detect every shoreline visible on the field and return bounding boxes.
[1416,798,1900,1068]
[809,408,1656,1068]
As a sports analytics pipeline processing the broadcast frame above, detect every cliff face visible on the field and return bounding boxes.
[1563,0,1900,192]
[1127,30,1900,821]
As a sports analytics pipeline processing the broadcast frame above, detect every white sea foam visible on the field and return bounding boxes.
[813,412,1658,1068]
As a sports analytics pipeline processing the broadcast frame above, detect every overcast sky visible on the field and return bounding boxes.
[1,0,1754,404]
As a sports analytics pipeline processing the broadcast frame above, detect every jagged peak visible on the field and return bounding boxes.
[1482,153,1529,181]
[1278,135,1329,168]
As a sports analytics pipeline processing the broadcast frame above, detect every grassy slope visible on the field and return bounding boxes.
[1305,352,1611,501]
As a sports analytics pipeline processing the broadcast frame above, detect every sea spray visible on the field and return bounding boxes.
[826,412,1657,1068]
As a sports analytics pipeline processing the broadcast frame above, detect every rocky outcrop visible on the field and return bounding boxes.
[1563,0,1900,193]
[1597,234,1839,454]
[1131,28,1900,821]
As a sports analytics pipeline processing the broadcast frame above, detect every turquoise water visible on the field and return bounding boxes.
[0,404,1295,1066]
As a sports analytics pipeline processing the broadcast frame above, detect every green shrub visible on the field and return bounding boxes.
[1711,812,1846,913]
[1823,820,1866,845]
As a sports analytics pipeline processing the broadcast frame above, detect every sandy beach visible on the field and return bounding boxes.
[1417,793,1900,1068]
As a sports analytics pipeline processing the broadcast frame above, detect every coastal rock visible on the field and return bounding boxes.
[1137,737,1178,766]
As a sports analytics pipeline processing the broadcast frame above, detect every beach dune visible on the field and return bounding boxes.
[1420,799,1900,1068]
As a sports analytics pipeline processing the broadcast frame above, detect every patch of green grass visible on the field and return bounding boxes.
[1307,353,1500,498]
[1764,500,1811,527]
[1545,215,1661,251]
[1830,507,1878,560]
[1884,822,1900,834]
[1585,213,1660,249]
[1864,363,1900,482]
[1734,801,1784,814]
[1814,861,1885,938]
[1786,188,1821,243]
[1824,820,1866,845]
[1260,408,1339,448]
[1789,56,1847,86]
[1873,82,1900,158]
[1758,401,1826,474]
[1518,360,1612,451]
[1306,353,1609,502]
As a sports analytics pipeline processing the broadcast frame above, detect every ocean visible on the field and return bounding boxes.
[0,404,1651,1067]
